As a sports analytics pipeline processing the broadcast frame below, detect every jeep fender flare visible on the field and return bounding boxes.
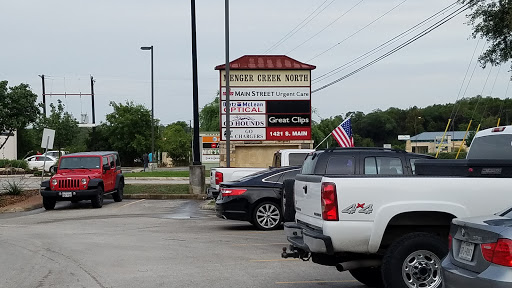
[367,202,468,253]
[88,179,104,189]
[115,174,124,190]
[41,180,50,188]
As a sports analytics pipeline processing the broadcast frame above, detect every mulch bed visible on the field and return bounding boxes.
[0,189,40,208]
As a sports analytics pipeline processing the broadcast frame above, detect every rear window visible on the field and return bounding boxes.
[325,155,355,175]
[301,153,320,175]
[468,134,512,159]
[288,153,309,166]
[365,157,403,175]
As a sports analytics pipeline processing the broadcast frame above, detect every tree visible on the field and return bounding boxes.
[200,96,220,132]
[34,100,79,152]
[0,81,40,150]
[160,121,192,166]
[460,0,512,69]
[103,101,155,165]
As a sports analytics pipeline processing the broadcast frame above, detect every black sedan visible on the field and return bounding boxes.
[216,166,300,230]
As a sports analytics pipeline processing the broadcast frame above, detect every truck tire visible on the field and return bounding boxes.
[252,201,282,231]
[282,179,295,222]
[349,267,384,288]
[113,180,124,202]
[91,186,104,208]
[381,232,447,288]
[43,197,56,210]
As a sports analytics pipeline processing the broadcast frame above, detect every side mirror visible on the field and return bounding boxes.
[50,166,58,174]
[103,164,110,172]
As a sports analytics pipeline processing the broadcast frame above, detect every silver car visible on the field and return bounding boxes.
[442,208,512,287]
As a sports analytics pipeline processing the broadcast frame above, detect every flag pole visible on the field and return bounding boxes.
[315,132,333,149]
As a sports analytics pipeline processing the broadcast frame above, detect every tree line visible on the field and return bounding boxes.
[3,78,511,166]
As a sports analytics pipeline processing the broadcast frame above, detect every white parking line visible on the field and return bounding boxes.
[275,280,358,284]
[116,199,145,209]
[250,259,299,262]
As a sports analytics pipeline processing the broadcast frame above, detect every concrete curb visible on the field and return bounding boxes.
[123,194,206,200]
[125,177,191,181]
[0,201,43,213]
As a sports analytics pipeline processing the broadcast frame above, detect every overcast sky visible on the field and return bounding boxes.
[2,0,510,126]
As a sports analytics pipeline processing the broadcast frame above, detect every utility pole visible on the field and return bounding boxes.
[189,0,205,196]
[39,75,46,116]
[90,76,96,130]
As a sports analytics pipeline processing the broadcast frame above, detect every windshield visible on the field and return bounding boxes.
[59,157,101,169]
[467,134,512,159]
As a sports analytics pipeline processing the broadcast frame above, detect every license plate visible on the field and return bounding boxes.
[62,192,72,198]
[458,241,475,261]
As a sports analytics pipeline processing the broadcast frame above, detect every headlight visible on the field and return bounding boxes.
[81,178,87,184]
[51,179,57,185]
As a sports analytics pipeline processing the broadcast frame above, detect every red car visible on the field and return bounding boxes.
[41,151,125,210]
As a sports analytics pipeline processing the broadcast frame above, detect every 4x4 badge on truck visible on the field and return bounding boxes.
[341,203,374,214]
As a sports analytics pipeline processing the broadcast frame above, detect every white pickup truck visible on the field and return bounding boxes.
[282,126,512,288]
[207,149,313,199]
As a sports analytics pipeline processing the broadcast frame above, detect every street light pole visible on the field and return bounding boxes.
[140,46,155,164]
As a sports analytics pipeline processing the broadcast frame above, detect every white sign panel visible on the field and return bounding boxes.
[398,135,411,141]
[221,101,266,114]
[221,128,266,141]
[222,114,266,128]
[41,128,55,149]
[221,87,310,100]
[202,155,220,162]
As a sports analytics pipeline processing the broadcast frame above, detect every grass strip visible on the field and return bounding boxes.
[125,171,190,178]
[124,184,190,195]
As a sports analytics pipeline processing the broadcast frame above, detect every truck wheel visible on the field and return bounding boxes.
[282,179,295,222]
[113,181,124,202]
[382,232,447,288]
[252,201,282,231]
[43,197,56,210]
[349,267,384,287]
[91,186,104,208]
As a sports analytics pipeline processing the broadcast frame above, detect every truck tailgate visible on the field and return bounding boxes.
[294,174,324,228]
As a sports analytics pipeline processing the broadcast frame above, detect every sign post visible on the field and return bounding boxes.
[40,128,55,192]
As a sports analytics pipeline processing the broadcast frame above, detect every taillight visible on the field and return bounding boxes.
[492,127,506,132]
[481,239,512,267]
[448,234,453,250]
[221,188,247,197]
[215,171,223,185]
[321,182,338,221]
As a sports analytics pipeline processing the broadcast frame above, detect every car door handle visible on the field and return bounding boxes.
[303,185,307,194]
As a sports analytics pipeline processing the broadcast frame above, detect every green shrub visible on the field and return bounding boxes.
[0,159,29,170]
[4,181,23,195]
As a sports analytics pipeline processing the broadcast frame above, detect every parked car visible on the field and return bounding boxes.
[42,150,69,158]
[207,149,313,199]
[216,166,301,230]
[40,151,124,210]
[24,155,58,171]
[442,207,512,287]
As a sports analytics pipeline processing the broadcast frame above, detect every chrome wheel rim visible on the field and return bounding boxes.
[256,204,280,229]
[402,250,442,288]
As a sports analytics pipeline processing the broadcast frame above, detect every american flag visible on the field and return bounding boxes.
[332,118,354,147]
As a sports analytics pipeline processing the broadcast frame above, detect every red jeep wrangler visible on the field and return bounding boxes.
[41,151,125,210]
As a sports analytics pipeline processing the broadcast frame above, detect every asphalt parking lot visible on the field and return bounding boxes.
[0,199,360,288]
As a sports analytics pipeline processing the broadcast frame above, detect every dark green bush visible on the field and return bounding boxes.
[0,159,29,170]
[427,152,467,159]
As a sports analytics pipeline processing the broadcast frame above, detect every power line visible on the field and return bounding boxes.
[286,0,366,54]
[264,0,335,54]
[312,1,458,84]
[307,0,410,62]
[449,39,484,127]
[311,4,469,94]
